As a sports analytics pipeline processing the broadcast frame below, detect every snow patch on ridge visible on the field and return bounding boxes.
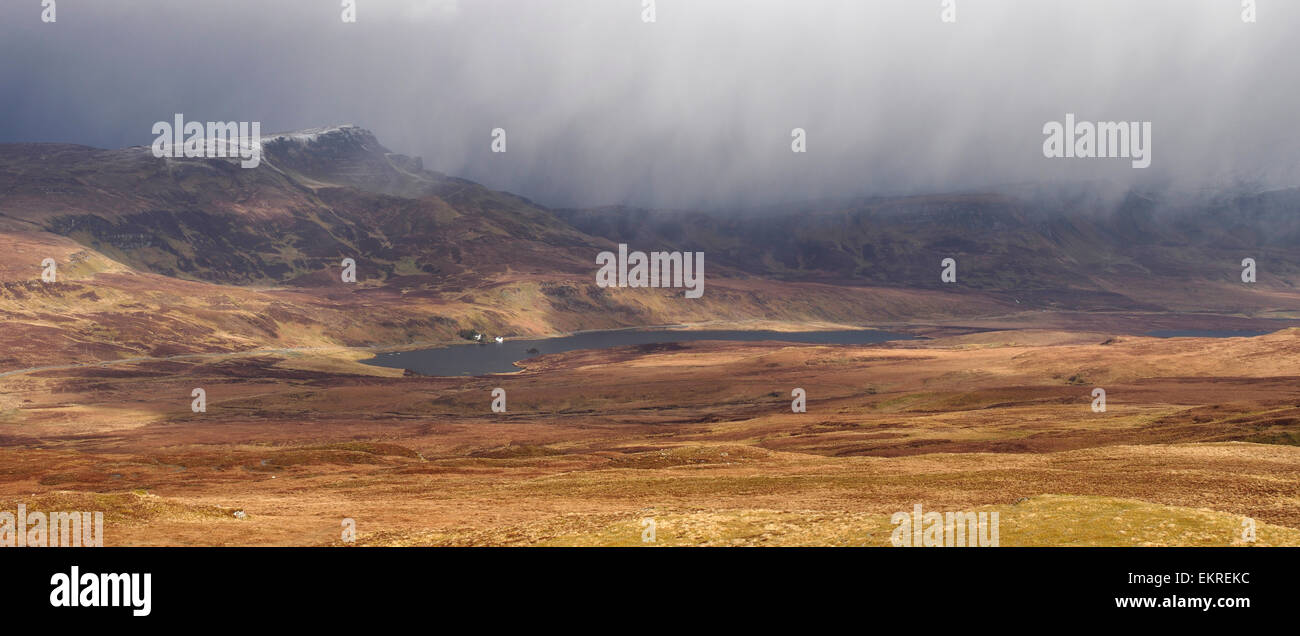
[264,125,363,144]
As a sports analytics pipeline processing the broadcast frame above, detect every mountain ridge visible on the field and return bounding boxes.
[0,126,1297,369]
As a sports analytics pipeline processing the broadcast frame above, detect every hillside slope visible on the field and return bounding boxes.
[559,188,1300,314]
[0,128,1014,368]
[1,127,1296,369]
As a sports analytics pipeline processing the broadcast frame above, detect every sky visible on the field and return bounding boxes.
[1,0,1296,209]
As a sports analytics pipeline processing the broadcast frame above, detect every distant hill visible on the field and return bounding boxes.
[0,126,1296,368]
[559,188,1300,313]
[0,126,598,288]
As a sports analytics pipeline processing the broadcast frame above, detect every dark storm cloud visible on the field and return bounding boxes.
[1,0,1296,208]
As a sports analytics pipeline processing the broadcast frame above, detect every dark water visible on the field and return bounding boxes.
[1146,329,1275,338]
[363,328,916,376]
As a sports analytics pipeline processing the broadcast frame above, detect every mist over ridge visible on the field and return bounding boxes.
[1,0,1296,210]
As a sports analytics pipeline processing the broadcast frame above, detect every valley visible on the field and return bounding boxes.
[3,326,1300,546]
[2,127,1298,546]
